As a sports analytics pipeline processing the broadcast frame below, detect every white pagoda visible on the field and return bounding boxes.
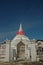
[11,24,37,61]
[0,24,43,62]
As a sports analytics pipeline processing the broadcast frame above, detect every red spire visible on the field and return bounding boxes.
[17,24,25,35]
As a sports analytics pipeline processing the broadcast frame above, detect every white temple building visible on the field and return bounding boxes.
[0,24,43,62]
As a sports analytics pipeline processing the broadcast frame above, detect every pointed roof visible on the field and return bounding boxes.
[17,24,25,35]
[11,24,30,46]
[19,24,23,32]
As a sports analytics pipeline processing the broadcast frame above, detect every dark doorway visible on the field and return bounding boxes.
[17,41,25,60]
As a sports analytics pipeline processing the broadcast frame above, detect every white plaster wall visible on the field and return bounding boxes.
[41,42,43,47]
[5,43,10,62]
[31,44,37,62]
[4,40,10,62]
[11,45,17,61]
[0,40,10,62]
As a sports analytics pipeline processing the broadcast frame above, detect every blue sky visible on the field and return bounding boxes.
[0,0,43,41]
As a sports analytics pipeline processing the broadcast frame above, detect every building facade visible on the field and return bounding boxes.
[0,24,43,62]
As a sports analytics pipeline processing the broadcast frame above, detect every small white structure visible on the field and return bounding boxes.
[0,40,10,62]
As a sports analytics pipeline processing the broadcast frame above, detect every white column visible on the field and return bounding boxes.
[31,44,37,62]
[5,40,10,62]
